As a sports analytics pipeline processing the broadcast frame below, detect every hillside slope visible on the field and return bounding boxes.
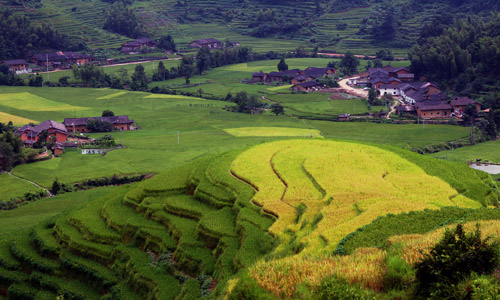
[0,139,497,299]
[1,0,499,53]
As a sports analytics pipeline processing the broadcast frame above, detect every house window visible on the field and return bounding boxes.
[437,112,440,115]
[430,113,433,115]
[444,111,447,115]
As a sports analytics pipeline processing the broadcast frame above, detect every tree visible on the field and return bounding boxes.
[157,61,167,81]
[157,35,176,52]
[102,110,114,117]
[103,2,142,38]
[270,103,284,116]
[463,103,479,144]
[368,88,378,105]
[339,52,359,75]
[277,58,288,71]
[196,47,212,74]
[415,224,499,299]
[86,119,114,132]
[51,179,61,195]
[130,64,148,91]
[29,74,43,87]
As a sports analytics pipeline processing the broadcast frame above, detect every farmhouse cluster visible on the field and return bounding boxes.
[1,51,96,74]
[252,66,336,92]
[14,116,134,153]
[350,65,481,119]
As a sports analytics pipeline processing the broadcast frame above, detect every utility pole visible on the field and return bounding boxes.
[46,54,49,82]
[177,131,180,144]
[120,129,123,146]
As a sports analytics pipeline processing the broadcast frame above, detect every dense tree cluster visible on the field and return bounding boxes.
[248,8,310,37]
[0,64,25,86]
[103,2,142,38]
[0,8,77,60]
[157,35,177,52]
[410,14,500,135]
[0,124,23,171]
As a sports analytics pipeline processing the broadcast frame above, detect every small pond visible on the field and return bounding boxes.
[469,163,500,175]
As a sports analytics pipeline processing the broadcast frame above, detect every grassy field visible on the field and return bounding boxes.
[21,59,181,85]
[0,174,41,202]
[429,140,500,164]
[0,85,470,192]
[0,187,115,239]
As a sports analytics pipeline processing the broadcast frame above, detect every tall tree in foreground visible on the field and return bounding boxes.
[340,51,359,75]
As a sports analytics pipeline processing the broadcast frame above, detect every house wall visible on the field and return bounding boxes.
[379,87,401,96]
[426,86,441,95]
[54,132,68,142]
[417,109,452,119]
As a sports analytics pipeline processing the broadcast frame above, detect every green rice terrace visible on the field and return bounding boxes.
[0,138,498,299]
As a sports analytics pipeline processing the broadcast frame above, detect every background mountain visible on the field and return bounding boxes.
[1,0,500,57]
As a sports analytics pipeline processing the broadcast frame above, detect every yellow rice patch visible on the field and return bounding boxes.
[143,94,205,100]
[96,91,127,100]
[0,112,37,125]
[224,127,322,137]
[0,92,88,112]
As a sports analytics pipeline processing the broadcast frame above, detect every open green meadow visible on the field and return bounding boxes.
[0,85,470,191]
[0,174,41,203]
[429,140,500,164]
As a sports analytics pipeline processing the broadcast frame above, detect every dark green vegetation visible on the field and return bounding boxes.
[415,224,499,299]
[409,14,500,138]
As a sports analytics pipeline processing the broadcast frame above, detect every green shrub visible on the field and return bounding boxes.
[316,277,376,300]
[383,246,415,291]
[7,282,38,300]
[415,224,499,299]
[174,279,200,300]
[10,233,60,272]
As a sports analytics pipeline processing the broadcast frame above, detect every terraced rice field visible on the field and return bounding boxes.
[231,140,483,254]
[0,138,497,299]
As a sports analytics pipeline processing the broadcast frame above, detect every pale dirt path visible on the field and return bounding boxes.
[386,100,399,119]
[337,77,369,98]
[8,171,53,197]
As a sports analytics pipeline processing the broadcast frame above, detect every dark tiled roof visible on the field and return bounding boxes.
[64,116,133,127]
[298,80,321,88]
[252,72,266,77]
[37,120,67,133]
[122,41,141,47]
[397,105,416,112]
[191,38,221,45]
[2,59,27,65]
[294,75,307,81]
[450,96,479,106]
[397,73,414,78]
[416,101,452,111]
[135,37,155,44]
[304,67,335,78]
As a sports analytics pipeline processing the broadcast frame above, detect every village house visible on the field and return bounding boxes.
[251,72,267,83]
[1,59,29,73]
[189,38,222,49]
[51,143,64,156]
[30,52,95,70]
[415,101,453,119]
[338,114,351,121]
[63,115,135,133]
[291,75,308,85]
[267,69,303,82]
[450,96,481,114]
[291,80,321,92]
[121,38,157,54]
[15,120,68,146]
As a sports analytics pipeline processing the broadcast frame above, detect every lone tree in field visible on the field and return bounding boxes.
[271,103,284,116]
[368,88,378,105]
[102,110,114,117]
[463,103,479,144]
[277,58,288,71]
[130,65,148,91]
[340,51,359,75]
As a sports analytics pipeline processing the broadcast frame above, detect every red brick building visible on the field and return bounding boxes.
[15,120,68,146]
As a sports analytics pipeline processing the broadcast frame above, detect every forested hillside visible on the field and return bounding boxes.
[1,0,500,57]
